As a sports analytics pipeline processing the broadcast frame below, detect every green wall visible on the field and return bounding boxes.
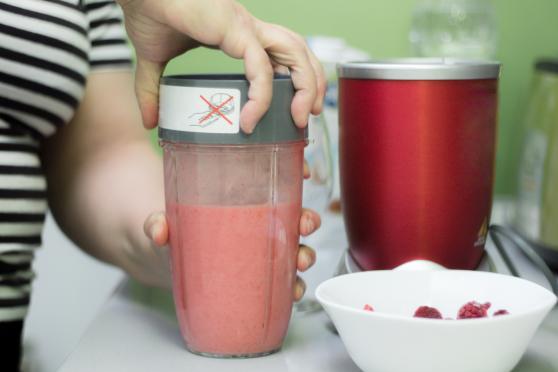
[162,0,558,195]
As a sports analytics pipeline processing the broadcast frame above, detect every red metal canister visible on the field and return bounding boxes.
[338,59,500,270]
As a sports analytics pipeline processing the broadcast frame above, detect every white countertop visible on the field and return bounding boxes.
[55,277,558,372]
[56,200,558,372]
[57,282,362,372]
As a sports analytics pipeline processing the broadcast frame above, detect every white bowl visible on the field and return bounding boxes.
[316,270,556,372]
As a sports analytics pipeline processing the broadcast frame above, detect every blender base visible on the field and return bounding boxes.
[533,244,558,272]
[335,249,491,276]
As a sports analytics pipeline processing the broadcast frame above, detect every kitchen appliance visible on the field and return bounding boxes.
[513,59,558,270]
[338,59,500,271]
[336,225,558,296]
[159,75,307,358]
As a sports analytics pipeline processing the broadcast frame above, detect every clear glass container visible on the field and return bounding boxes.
[410,0,498,59]
[162,142,305,357]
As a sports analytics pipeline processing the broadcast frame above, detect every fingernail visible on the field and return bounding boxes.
[305,218,315,234]
[299,280,307,297]
[301,256,311,270]
[150,224,159,240]
[241,122,255,134]
[303,115,310,127]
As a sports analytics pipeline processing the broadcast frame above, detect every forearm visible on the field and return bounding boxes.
[46,139,167,284]
[41,71,170,287]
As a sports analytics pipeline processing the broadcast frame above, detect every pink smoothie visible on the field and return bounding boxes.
[167,202,301,356]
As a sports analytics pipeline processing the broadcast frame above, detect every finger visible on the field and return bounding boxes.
[287,49,317,129]
[143,211,169,247]
[271,61,290,75]
[293,275,307,302]
[240,40,274,134]
[297,244,316,272]
[273,65,290,75]
[300,208,321,236]
[255,23,317,128]
[135,58,167,129]
[304,45,327,115]
[279,27,326,115]
[303,160,310,179]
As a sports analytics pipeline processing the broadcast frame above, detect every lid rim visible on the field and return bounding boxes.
[158,127,308,145]
[161,73,292,85]
[158,74,307,144]
[338,58,501,80]
[159,130,308,146]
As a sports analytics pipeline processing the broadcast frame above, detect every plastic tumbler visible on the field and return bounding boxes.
[158,75,307,358]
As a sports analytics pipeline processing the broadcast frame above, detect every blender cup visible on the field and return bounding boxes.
[159,75,307,358]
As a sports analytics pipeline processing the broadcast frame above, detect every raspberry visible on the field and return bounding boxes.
[494,309,509,316]
[458,301,490,319]
[414,306,443,319]
[363,304,374,312]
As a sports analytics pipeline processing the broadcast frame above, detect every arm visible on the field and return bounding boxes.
[40,70,319,293]
[41,71,170,287]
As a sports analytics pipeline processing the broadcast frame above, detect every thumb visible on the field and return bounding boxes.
[135,58,166,129]
[144,211,168,247]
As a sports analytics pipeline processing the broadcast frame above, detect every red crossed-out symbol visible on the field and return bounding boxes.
[198,95,234,125]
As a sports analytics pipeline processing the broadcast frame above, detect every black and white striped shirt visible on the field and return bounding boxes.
[0,0,131,322]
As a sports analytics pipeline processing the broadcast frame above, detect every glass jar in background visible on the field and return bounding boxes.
[294,112,334,315]
[294,37,371,315]
[305,36,372,213]
[410,0,498,60]
[303,113,333,212]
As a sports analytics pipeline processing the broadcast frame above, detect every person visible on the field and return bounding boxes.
[0,0,326,370]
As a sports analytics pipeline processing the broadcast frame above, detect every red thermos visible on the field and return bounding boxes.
[338,60,501,270]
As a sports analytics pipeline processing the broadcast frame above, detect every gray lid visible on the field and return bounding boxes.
[338,58,501,80]
[158,74,307,145]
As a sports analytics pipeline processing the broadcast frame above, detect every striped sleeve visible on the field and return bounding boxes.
[0,250,34,321]
[0,121,45,322]
[84,0,132,71]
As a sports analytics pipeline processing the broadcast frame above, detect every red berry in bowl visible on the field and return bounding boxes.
[414,306,443,319]
[363,304,374,312]
[494,309,510,316]
[458,301,490,319]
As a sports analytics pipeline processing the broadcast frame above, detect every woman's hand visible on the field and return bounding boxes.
[117,0,326,133]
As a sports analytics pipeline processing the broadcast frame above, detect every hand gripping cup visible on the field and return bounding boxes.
[159,75,307,358]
